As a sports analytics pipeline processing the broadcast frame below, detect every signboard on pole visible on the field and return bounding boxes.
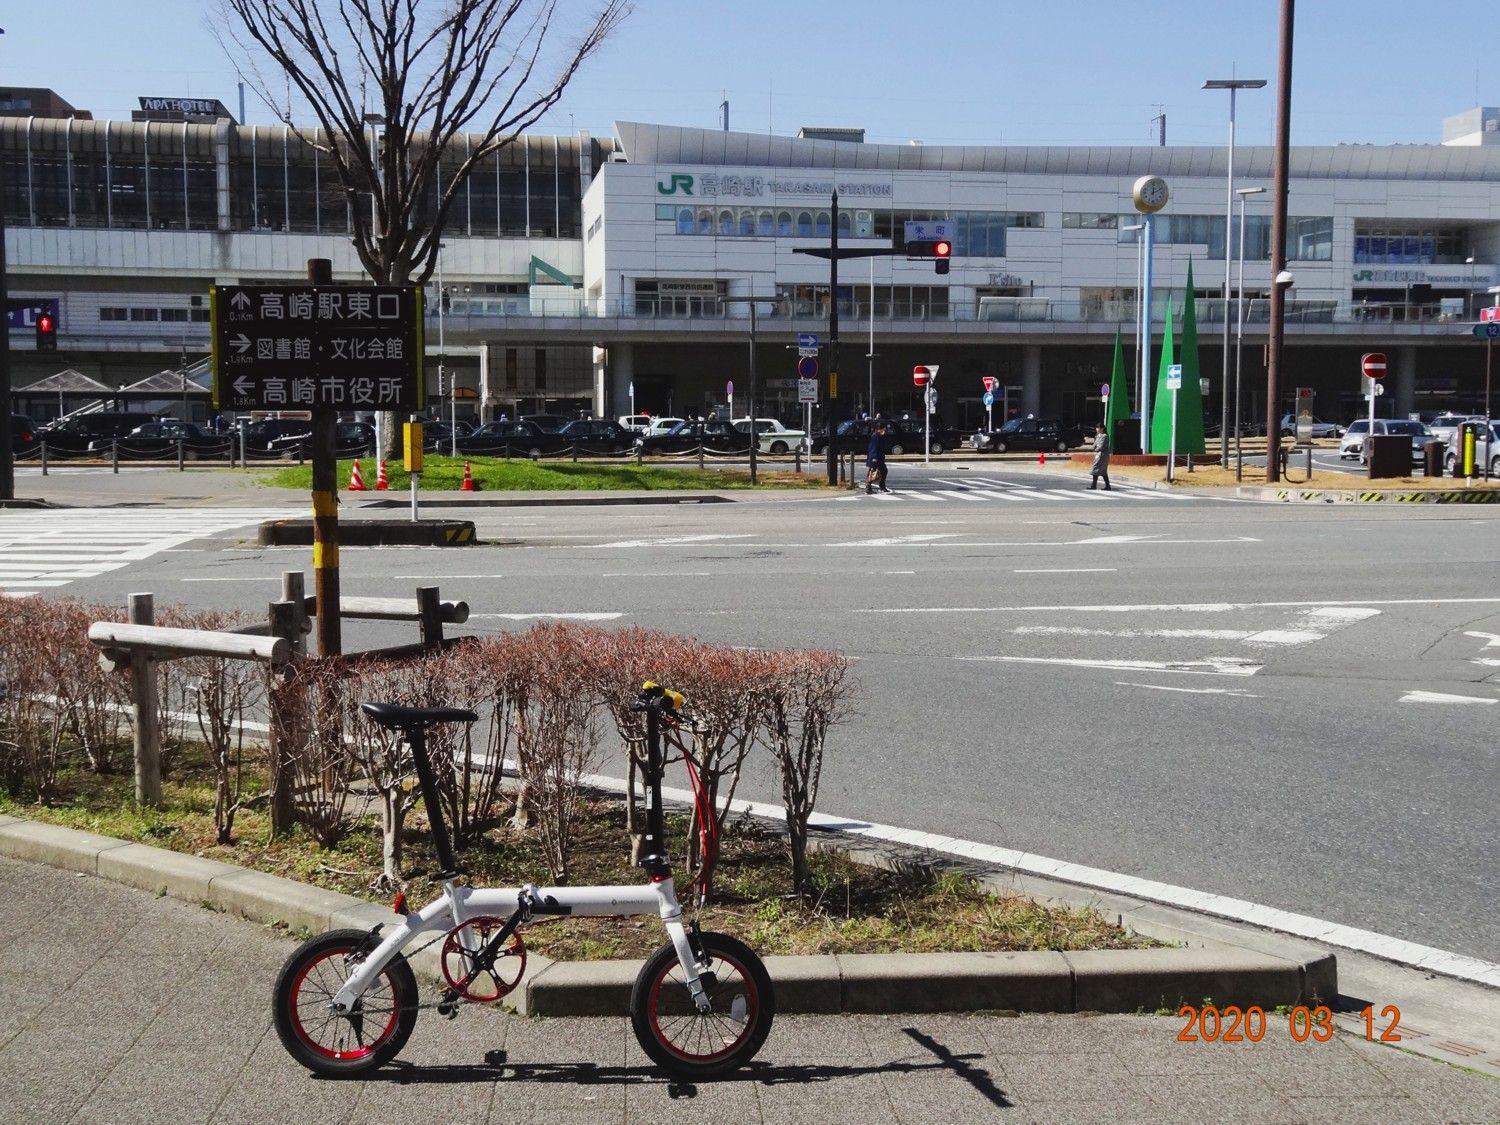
[798,333,820,348]
[1294,386,1314,448]
[1472,323,1500,338]
[796,356,818,378]
[1360,353,1387,380]
[797,378,819,404]
[982,391,995,407]
[1481,307,1500,323]
[211,285,424,411]
[982,376,997,392]
[1166,363,1183,390]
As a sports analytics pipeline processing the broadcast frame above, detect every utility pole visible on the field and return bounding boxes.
[307,258,341,655]
[0,156,12,501]
[826,189,840,485]
[1265,0,1295,483]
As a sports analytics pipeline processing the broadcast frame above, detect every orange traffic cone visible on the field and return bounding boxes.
[1038,451,1046,466]
[375,460,390,490]
[460,461,476,492]
[347,459,368,491]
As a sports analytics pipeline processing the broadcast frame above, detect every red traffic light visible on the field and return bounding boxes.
[35,310,57,352]
[37,314,53,334]
[933,241,951,258]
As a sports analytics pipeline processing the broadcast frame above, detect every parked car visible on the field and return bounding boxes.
[1338,418,1431,463]
[10,413,36,452]
[618,414,655,434]
[86,419,222,458]
[456,420,558,457]
[267,421,376,458]
[970,416,1084,454]
[812,417,962,457]
[520,413,573,434]
[37,412,162,451]
[1427,413,1484,450]
[640,416,686,439]
[242,417,313,452]
[419,419,476,453]
[636,418,745,456]
[556,418,639,454]
[1440,421,1500,475]
[1278,414,1343,439]
[730,417,808,454]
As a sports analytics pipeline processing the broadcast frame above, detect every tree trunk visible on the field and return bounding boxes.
[376,786,405,892]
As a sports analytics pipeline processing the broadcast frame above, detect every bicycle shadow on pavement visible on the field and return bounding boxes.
[346,1027,1010,1108]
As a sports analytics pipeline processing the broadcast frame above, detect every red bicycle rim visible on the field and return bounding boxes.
[290,948,399,1060]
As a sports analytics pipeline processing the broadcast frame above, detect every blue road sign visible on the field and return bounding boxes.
[1472,323,1500,338]
[982,391,995,407]
[798,333,819,348]
[797,356,818,378]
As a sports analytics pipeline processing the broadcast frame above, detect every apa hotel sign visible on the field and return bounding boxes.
[657,172,890,199]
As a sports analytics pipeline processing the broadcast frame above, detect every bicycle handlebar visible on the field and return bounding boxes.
[634,681,685,715]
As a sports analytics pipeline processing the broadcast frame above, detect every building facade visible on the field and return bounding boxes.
[6,104,1500,429]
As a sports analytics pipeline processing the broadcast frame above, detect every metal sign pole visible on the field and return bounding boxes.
[1168,384,1179,483]
[306,258,341,656]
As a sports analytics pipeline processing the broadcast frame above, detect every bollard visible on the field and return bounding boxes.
[417,586,444,651]
[281,571,309,657]
[795,443,803,473]
[40,441,48,476]
[112,439,120,474]
[129,593,161,808]
[177,438,185,472]
[573,443,579,463]
[698,444,705,471]
[636,443,643,465]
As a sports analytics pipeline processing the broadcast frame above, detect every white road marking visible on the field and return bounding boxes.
[1012,626,1254,640]
[1463,630,1500,649]
[1013,568,1117,574]
[600,572,712,578]
[468,612,624,621]
[1075,533,1162,544]
[1399,690,1497,705]
[1115,681,1260,697]
[587,533,752,549]
[958,655,1263,676]
[831,533,962,547]
[394,573,507,579]
[862,597,1498,614]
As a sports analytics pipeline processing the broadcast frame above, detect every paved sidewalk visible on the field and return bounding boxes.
[2,858,1495,1124]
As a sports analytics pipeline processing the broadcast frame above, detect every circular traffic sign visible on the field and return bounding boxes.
[1360,352,1387,379]
[1473,323,1500,339]
[982,391,994,407]
[726,380,734,396]
[797,356,818,378]
[1100,382,1110,398]
[913,365,930,387]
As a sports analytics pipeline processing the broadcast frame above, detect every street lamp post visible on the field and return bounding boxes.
[1234,187,1266,480]
[1204,78,1267,468]
[1264,0,1296,483]
[1487,285,1499,479]
[720,295,781,485]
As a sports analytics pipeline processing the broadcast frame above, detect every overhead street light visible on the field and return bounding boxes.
[1204,78,1267,469]
[1233,187,1266,481]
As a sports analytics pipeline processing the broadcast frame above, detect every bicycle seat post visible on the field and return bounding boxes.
[638,701,670,880]
[405,721,460,880]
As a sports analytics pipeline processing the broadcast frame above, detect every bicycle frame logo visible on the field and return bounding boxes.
[657,174,695,196]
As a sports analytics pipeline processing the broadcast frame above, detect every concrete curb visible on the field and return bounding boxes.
[0,815,1331,1018]
[357,493,738,509]
[257,518,477,546]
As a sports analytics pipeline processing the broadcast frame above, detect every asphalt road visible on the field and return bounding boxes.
[6,461,1498,964]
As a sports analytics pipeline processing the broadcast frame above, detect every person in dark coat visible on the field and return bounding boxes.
[865,421,889,494]
[1089,424,1112,490]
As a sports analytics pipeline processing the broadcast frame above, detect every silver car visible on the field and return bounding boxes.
[1338,418,1430,463]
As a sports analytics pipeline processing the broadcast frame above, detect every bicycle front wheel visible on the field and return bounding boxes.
[273,928,419,1076]
[630,931,774,1079]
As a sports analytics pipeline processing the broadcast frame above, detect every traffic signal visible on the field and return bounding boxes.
[905,239,952,275]
[35,310,57,352]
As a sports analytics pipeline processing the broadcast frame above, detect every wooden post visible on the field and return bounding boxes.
[281,571,308,657]
[417,586,444,651]
[267,598,301,838]
[129,593,161,807]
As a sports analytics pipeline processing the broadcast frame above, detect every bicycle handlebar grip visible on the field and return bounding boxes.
[638,681,685,712]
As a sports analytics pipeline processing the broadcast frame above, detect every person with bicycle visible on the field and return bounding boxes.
[866,419,890,494]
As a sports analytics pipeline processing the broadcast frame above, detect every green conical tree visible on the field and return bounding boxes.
[1107,330,1132,437]
[1150,298,1176,454]
[1176,260,1207,454]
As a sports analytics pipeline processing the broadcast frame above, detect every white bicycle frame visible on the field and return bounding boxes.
[332,876,705,1013]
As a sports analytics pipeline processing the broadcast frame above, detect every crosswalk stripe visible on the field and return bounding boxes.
[933,490,989,502]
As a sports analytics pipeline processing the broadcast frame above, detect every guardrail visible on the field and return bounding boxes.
[88,573,468,807]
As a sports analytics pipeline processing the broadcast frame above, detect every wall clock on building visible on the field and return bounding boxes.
[1132,175,1169,213]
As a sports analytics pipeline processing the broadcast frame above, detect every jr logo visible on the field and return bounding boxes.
[656,174,694,196]
[1353,270,1374,282]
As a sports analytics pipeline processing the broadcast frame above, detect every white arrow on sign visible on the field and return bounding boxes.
[232,376,255,397]
[230,291,251,310]
[230,333,251,354]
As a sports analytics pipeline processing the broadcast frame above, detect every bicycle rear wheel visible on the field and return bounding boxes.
[630,931,774,1079]
[273,928,419,1076]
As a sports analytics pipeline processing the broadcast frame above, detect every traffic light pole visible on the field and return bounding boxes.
[825,190,840,486]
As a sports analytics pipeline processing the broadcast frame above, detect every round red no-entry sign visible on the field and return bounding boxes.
[1360,352,1387,379]
[913,365,930,387]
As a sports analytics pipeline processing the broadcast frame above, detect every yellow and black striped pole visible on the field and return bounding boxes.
[308,258,341,655]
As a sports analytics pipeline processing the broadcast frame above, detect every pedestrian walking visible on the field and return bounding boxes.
[866,420,890,494]
[1089,424,1112,490]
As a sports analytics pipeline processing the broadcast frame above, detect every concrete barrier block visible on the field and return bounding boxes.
[0,821,132,874]
[206,868,352,933]
[761,954,842,1014]
[97,843,240,900]
[836,951,1073,1014]
[1063,948,1304,1012]
[525,958,640,1017]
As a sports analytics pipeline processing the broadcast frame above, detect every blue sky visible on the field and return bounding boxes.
[1,1,1485,147]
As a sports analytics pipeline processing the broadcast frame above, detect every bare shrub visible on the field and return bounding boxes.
[0,599,68,800]
[155,606,255,780]
[41,600,130,775]
[760,650,857,897]
[270,657,357,846]
[180,649,270,845]
[436,637,521,846]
